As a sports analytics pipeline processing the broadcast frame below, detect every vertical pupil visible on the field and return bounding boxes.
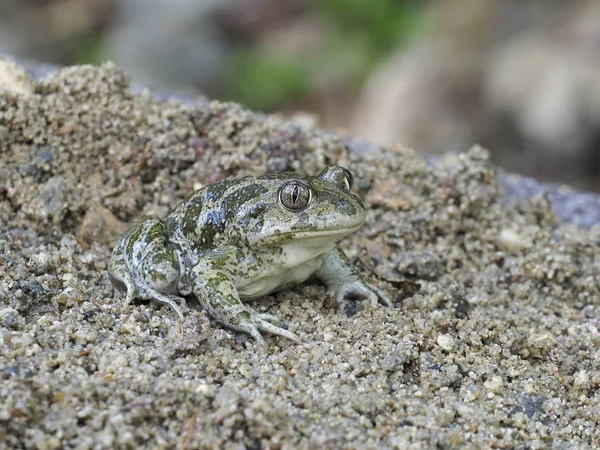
[292,186,299,203]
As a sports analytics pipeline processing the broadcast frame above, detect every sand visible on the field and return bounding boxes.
[1,60,599,449]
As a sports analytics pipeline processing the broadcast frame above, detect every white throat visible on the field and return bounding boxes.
[235,228,357,299]
[276,229,354,268]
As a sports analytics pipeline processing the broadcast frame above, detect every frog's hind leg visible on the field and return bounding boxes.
[187,248,302,345]
[109,241,141,303]
[109,216,186,319]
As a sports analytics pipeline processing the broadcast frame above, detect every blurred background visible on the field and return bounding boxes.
[1,0,599,190]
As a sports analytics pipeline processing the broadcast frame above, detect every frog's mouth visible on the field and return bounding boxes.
[273,224,361,241]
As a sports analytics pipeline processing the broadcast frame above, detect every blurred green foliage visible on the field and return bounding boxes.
[226,0,424,111]
[318,0,423,56]
[226,50,312,112]
[73,32,109,66]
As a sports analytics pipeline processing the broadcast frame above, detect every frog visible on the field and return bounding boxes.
[109,165,392,344]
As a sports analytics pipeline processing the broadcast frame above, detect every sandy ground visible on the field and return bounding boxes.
[1,61,599,449]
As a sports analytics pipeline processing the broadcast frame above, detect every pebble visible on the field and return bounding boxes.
[436,333,455,351]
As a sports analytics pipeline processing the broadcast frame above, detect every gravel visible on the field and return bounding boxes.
[1,60,599,449]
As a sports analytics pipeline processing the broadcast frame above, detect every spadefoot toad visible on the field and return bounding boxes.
[109,165,391,344]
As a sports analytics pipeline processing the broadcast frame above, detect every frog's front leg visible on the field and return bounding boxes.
[187,248,301,345]
[316,246,393,307]
[109,217,186,319]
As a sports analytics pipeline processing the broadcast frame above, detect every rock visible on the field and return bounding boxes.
[76,205,128,247]
[396,251,443,280]
[483,375,503,393]
[512,392,548,421]
[497,228,532,253]
[0,57,34,96]
[436,334,455,351]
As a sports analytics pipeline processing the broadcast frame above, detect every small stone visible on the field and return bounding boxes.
[10,332,34,348]
[455,403,475,419]
[0,308,18,329]
[512,393,547,419]
[396,251,443,280]
[0,58,34,96]
[52,287,85,307]
[484,375,503,393]
[76,204,128,247]
[437,334,455,351]
[573,370,589,388]
[497,229,531,253]
[380,350,408,372]
[17,280,50,300]
[196,384,209,394]
[214,385,239,407]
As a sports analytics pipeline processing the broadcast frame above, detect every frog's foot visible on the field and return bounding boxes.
[110,268,139,304]
[335,280,393,308]
[188,250,302,345]
[139,286,186,320]
[226,306,301,345]
[109,244,139,303]
[109,216,185,319]
[256,313,281,324]
[316,247,393,308]
[111,265,186,319]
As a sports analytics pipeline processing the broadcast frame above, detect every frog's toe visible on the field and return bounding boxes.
[336,281,393,308]
[124,283,138,304]
[136,285,185,320]
[110,268,139,304]
[366,282,394,307]
[246,326,266,346]
[256,318,302,344]
[256,313,281,324]
[152,293,185,320]
[236,312,301,344]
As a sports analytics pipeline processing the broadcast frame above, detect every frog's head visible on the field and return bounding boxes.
[240,165,367,253]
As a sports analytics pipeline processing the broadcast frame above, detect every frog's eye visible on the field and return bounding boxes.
[342,168,353,190]
[279,181,312,211]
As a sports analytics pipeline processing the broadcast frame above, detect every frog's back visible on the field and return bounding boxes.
[164,176,276,254]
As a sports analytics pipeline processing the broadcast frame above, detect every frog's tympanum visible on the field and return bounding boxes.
[109,165,391,344]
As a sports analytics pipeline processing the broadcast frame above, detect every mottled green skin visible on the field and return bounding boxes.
[109,165,392,344]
